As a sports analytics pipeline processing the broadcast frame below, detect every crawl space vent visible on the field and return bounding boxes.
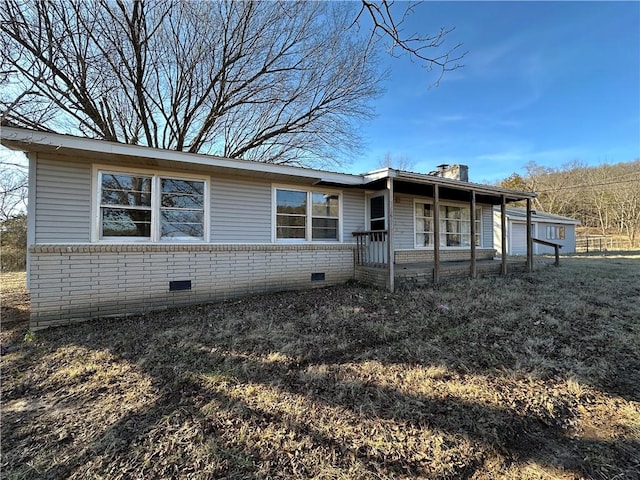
[169,280,192,291]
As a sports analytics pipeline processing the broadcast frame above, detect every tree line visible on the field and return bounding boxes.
[499,160,640,248]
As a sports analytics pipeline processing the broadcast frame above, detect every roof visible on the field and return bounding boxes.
[0,126,363,186]
[1,126,536,203]
[497,206,581,225]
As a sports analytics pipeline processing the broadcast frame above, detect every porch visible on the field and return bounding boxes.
[353,230,556,290]
[354,169,540,291]
[354,258,530,289]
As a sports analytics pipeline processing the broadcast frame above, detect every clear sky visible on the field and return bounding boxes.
[350,1,640,183]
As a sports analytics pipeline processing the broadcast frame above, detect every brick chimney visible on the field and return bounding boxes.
[433,164,469,182]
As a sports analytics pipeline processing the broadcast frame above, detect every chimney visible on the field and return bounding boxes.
[433,164,469,182]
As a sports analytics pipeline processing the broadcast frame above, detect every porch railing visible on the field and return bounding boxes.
[532,238,562,266]
[352,230,388,267]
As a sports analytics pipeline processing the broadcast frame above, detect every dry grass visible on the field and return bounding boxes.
[0,271,30,347]
[1,254,639,479]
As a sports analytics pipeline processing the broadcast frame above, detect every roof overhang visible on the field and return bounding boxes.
[0,126,363,186]
[500,210,581,225]
[0,126,538,202]
[364,168,536,205]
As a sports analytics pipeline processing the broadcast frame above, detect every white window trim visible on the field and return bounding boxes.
[367,192,387,231]
[92,164,210,243]
[413,199,434,248]
[413,199,483,249]
[271,184,343,243]
[546,225,565,240]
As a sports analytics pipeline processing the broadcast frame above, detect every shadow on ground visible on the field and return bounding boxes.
[2,256,640,479]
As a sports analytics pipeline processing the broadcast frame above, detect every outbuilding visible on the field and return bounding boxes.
[493,207,580,255]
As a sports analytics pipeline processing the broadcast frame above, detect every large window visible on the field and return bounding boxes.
[415,202,482,248]
[98,170,206,241]
[275,188,340,241]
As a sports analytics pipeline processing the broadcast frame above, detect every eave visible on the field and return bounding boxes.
[0,126,363,186]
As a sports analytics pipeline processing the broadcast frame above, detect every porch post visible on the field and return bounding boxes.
[501,195,507,275]
[470,190,477,278]
[526,197,533,272]
[433,183,440,284]
[387,177,395,292]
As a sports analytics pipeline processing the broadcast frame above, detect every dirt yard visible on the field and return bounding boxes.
[1,254,639,479]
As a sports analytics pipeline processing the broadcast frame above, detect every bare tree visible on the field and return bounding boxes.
[500,159,640,247]
[376,152,416,171]
[0,0,462,167]
[0,148,28,222]
[353,1,464,86]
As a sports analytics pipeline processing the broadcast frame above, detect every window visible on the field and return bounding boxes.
[546,225,565,240]
[159,178,205,239]
[276,190,307,239]
[415,203,434,246]
[275,188,340,241]
[312,192,339,240]
[369,196,385,231]
[98,170,206,241]
[101,173,152,238]
[415,202,482,248]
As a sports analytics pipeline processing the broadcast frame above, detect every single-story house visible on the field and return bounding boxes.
[1,126,537,329]
[493,207,580,255]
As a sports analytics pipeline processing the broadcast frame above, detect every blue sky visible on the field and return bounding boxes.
[350,1,640,183]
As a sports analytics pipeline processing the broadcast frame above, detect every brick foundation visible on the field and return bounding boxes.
[29,243,355,329]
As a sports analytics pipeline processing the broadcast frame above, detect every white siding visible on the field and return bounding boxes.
[481,205,493,249]
[537,222,577,254]
[342,188,365,243]
[35,156,92,243]
[393,198,494,251]
[565,224,577,253]
[393,194,415,250]
[210,176,272,243]
[211,176,363,244]
[33,159,364,245]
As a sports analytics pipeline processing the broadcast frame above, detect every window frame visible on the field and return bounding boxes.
[369,194,386,231]
[272,185,342,243]
[546,225,565,240]
[413,199,483,249]
[93,165,209,243]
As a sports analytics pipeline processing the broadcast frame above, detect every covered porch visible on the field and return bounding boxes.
[352,168,539,291]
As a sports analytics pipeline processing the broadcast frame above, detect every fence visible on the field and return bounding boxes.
[575,236,631,252]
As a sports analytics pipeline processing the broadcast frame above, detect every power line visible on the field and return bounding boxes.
[536,177,640,193]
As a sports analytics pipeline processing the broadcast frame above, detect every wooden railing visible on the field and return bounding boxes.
[532,238,562,266]
[352,230,388,267]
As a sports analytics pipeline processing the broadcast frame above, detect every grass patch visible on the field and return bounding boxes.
[1,255,639,479]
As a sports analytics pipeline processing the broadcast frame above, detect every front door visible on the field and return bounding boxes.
[367,194,387,264]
